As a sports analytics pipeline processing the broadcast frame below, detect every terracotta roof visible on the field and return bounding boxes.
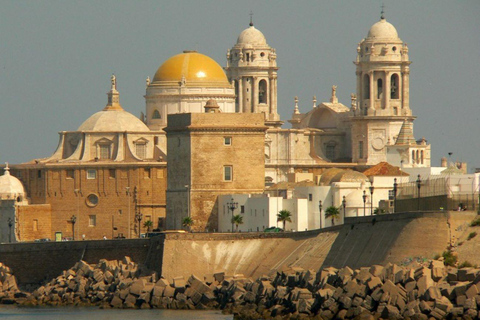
[362,162,409,176]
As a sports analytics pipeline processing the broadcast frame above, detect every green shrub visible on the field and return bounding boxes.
[442,250,458,267]
[459,261,474,268]
[433,253,441,260]
[468,232,477,240]
[470,218,480,226]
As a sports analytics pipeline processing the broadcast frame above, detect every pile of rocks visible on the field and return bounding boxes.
[0,262,27,304]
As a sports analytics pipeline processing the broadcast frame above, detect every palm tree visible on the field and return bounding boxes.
[325,206,340,226]
[182,216,194,231]
[231,214,244,232]
[143,220,153,233]
[277,210,292,230]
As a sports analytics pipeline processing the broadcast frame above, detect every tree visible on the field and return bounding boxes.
[277,210,292,230]
[182,216,194,231]
[143,220,153,233]
[325,206,340,226]
[231,214,244,232]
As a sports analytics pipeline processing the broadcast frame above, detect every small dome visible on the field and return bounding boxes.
[237,26,267,46]
[331,170,369,183]
[78,110,149,132]
[0,165,25,200]
[345,189,367,208]
[319,168,345,186]
[367,18,399,40]
[152,51,230,86]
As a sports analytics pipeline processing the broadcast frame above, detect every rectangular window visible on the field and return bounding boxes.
[89,215,96,227]
[359,141,364,159]
[388,190,395,200]
[224,166,232,181]
[33,219,38,231]
[87,169,97,179]
[144,168,151,179]
[308,194,313,201]
[109,169,116,179]
[66,170,74,179]
[224,137,232,146]
[99,144,110,159]
[37,170,42,179]
[326,145,335,160]
[136,144,146,159]
[240,205,245,214]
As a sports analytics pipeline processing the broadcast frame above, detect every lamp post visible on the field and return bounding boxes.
[369,184,375,215]
[393,178,398,213]
[342,196,346,217]
[74,189,80,240]
[318,200,323,229]
[136,212,143,238]
[7,217,13,243]
[363,190,367,216]
[227,198,238,232]
[185,185,190,218]
[125,187,131,238]
[416,174,422,211]
[70,215,77,240]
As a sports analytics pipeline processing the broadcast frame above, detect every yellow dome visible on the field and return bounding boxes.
[152,51,230,87]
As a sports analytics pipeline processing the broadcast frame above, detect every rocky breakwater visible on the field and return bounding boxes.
[4,256,480,319]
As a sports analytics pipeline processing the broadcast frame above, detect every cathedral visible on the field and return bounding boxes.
[3,13,432,238]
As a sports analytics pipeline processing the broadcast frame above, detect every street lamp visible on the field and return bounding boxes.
[7,217,13,243]
[227,198,238,232]
[125,187,131,238]
[70,215,77,240]
[369,184,375,215]
[74,189,80,241]
[185,185,190,218]
[393,178,398,213]
[318,200,323,229]
[416,174,422,211]
[136,212,143,238]
[363,190,367,216]
[342,196,346,217]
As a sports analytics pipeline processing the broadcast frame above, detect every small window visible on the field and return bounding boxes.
[388,190,395,200]
[86,194,99,207]
[224,166,232,181]
[99,144,110,159]
[308,194,313,201]
[33,219,38,231]
[152,110,161,119]
[66,170,74,179]
[136,143,146,159]
[87,169,97,179]
[240,205,245,214]
[89,215,96,227]
[224,137,232,146]
[359,141,364,159]
[144,168,151,179]
[377,78,383,99]
[109,169,116,179]
[326,145,335,160]
[37,170,42,179]
[260,52,265,57]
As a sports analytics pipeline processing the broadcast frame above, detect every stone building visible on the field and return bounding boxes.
[165,103,267,231]
[10,77,167,240]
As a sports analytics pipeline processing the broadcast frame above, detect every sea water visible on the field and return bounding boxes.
[0,306,233,320]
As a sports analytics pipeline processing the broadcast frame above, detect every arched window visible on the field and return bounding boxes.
[234,80,239,108]
[377,78,383,99]
[258,80,267,104]
[416,150,419,164]
[390,74,399,99]
[363,74,370,99]
[421,150,424,164]
[412,150,415,162]
[152,110,161,119]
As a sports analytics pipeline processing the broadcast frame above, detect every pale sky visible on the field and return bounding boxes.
[1,1,479,171]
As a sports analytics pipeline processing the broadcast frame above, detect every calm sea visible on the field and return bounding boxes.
[0,307,233,320]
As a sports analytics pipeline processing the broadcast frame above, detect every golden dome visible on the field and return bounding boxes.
[152,51,230,87]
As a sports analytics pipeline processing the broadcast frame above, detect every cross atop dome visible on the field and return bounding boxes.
[249,11,253,26]
[381,3,385,20]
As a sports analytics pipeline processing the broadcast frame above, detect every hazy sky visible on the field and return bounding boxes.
[1,1,479,171]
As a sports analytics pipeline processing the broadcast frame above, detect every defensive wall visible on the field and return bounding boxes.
[0,211,477,286]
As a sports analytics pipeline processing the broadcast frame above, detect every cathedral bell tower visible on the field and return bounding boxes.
[350,12,416,165]
[225,20,282,127]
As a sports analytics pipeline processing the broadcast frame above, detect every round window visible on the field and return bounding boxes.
[86,194,99,207]
[260,52,265,57]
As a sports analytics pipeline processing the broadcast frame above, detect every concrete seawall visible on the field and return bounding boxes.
[0,211,475,285]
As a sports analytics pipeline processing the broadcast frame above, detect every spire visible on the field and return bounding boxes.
[395,120,416,145]
[293,96,300,114]
[249,11,253,26]
[381,3,385,20]
[3,162,10,176]
[104,74,123,111]
[312,96,317,109]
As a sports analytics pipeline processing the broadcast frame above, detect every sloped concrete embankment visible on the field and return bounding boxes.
[153,212,475,280]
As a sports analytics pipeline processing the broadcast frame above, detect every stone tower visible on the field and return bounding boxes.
[350,12,415,165]
[225,21,282,127]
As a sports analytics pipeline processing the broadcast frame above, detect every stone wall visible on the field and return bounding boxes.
[16,204,51,242]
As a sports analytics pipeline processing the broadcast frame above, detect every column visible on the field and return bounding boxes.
[384,71,390,111]
[237,77,243,113]
[369,71,374,112]
[253,76,258,113]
